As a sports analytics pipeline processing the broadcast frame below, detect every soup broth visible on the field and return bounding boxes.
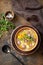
[15,27,38,51]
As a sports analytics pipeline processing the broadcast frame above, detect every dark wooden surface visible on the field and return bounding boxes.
[0,0,43,65]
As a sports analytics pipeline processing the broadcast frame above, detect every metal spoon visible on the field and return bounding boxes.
[2,45,25,65]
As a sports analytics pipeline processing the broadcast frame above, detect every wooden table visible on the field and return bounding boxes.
[0,13,43,65]
[0,0,43,65]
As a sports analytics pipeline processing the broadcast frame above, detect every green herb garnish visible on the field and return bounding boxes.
[0,13,15,38]
[24,34,34,41]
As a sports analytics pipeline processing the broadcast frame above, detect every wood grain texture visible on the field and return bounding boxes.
[0,0,43,65]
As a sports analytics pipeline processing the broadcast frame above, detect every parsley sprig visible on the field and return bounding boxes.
[0,13,15,38]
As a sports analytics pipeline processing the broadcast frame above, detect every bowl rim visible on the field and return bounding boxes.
[11,25,41,55]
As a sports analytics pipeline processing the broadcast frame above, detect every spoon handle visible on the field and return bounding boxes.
[10,52,25,65]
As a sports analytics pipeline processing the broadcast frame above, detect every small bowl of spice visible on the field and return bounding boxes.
[5,11,14,21]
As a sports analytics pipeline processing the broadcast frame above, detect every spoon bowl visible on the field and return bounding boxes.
[2,45,11,53]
